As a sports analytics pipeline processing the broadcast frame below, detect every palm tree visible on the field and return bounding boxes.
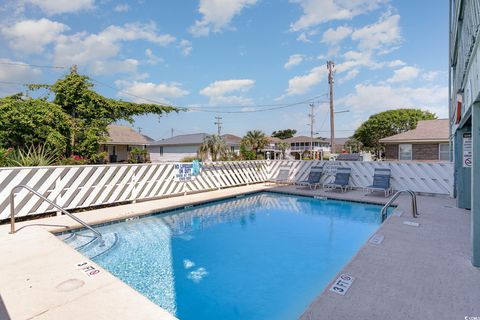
[242,130,268,155]
[277,141,290,159]
[198,135,228,161]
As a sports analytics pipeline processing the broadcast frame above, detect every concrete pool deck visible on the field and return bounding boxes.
[0,183,478,319]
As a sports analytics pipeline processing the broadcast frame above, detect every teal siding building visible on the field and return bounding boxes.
[450,0,480,266]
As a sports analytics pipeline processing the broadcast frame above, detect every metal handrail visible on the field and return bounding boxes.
[381,190,418,221]
[10,185,102,239]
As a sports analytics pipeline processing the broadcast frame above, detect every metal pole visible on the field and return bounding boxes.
[327,61,335,154]
[10,191,15,234]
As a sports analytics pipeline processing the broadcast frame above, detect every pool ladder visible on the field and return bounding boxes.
[381,190,418,222]
[9,185,103,243]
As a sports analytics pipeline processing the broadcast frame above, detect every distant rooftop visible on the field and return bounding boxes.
[106,125,154,145]
[151,133,241,146]
[285,136,329,143]
[379,119,449,143]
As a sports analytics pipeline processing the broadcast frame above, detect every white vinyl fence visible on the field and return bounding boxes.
[0,160,453,220]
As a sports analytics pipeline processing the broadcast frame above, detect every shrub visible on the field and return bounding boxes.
[180,156,201,162]
[8,145,59,167]
[58,154,89,165]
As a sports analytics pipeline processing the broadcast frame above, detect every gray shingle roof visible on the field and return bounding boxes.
[379,119,449,143]
[151,133,242,146]
[106,125,154,145]
[285,136,329,143]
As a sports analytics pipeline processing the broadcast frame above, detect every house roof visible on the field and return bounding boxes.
[285,136,329,143]
[105,125,154,145]
[379,119,449,143]
[334,137,350,146]
[151,133,241,146]
[267,136,283,143]
[221,134,242,145]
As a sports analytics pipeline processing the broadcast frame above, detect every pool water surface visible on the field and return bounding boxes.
[61,192,385,320]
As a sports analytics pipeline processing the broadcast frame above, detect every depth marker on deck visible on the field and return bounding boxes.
[369,234,384,245]
[329,274,355,296]
[403,220,419,227]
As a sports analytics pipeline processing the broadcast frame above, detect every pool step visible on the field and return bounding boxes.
[60,232,119,259]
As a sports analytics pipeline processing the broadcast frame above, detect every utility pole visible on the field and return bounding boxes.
[214,116,223,135]
[327,60,335,154]
[308,102,315,159]
[171,128,174,137]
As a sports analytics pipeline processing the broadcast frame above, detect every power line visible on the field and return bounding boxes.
[0,62,66,69]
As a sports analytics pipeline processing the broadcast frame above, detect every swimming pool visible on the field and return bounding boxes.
[60,192,385,320]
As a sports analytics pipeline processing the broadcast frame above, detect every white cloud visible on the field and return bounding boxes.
[200,79,255,105]
[116,80,189,103]
[339,83,448,117]
[114,4,130,12]
[189,0,258,37]
[339,68,359,83]
[0,58,42,96]
[351,13,401,52]
[423,71,439,82]
[281,66,327,97]
[26,0,94,15]
[290,0,385,32]
[296,32,312,43]
[145,48,163,65]
[284,54,304,69]
[90,59,139,76]
[178,39,193,56]
[2,18,69,54]
[387,66,420,83]
[388,59,406,67]
[53,23,175,75]
[321,25,352,45]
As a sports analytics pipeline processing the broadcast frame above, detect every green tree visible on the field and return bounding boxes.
[242,130,268,154]
[198,135,228,161]
[49,69,179,157]
[345,137,362,153]
[272,129,297,140]
[277,141,290,159]
[0,94,72,154]
[353,109,436,155]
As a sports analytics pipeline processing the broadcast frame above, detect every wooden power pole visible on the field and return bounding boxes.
[214,116,223,135]
[327,60,335,153]
[308,102,315,159]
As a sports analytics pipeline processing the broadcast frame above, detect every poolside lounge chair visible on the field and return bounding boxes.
[268,166,292,184]
[296,165,324,189]
[365,168,392,197]
[323,167,351,192]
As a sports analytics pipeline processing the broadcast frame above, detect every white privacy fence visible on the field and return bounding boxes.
[0,161,269,220]
[269,160,454,196]
[0,160,453,220]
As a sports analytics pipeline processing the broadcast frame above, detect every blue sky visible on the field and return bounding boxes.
[0,0,448,140]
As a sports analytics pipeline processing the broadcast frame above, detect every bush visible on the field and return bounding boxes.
[89,151,108,164]
[180,156,201,162]
[8,145,59,167]
[58,154,89,165]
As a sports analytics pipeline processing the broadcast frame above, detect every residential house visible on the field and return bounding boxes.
[285,136,330,160]
[148,133,242,162]
[101,124,153,163]
[379,119,450,161]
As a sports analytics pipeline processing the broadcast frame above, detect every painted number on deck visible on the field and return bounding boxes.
[329,274,355,296]
[76,262,101,277]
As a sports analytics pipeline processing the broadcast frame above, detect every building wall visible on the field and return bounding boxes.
[412,144,439,160]
[148,144,199,162]
[384,143,442,161]
[384,144,399,160]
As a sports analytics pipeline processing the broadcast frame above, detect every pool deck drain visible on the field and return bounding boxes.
[0,183,479,319]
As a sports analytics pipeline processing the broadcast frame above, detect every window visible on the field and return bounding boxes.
[159,146,164,156]
[399,144,412,160]
[439,143,450,161]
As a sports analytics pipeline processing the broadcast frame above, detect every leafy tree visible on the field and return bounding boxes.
[272,129,297,140]
[240,144,256,160]
[277,141,290,159]
[49,69,179,157]
[345,137,362,153]
[353,109,436,155]
[0,68,180,161]
[242,130,268,154]
[0,94,72,154]
[198,135,228,161]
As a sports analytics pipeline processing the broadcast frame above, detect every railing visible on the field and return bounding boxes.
[10,185,103,240]
[380,190,418,222]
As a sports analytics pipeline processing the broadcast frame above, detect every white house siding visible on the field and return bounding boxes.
[148,144,199,162]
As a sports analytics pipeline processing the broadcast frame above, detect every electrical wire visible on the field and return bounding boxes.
[0,62,66,69]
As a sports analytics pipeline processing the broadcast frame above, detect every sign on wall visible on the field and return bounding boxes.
[463,132,472,168]
[174,161,202,181]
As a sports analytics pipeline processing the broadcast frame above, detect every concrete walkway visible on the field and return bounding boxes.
[0,183,478,319]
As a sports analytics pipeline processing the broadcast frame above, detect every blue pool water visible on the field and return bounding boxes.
[61,192,385,320]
